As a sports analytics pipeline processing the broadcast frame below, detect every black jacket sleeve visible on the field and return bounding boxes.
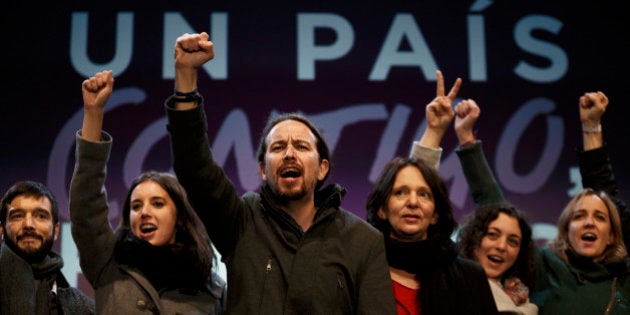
[577,144,629,246]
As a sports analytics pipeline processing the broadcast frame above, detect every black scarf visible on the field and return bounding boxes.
[34,253,65,315]
[31,252,64,279]
[114,230,207,292]
[566,249,630,283]
[385,236,458,276]
[0,244,65,315]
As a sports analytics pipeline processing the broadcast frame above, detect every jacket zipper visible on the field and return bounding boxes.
[604,277,617,315]
[259,258,273,309]
[266,258,273,273]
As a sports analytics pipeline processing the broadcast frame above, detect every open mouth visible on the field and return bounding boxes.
[140,223,157,233]
[488,255,504,263]
[280,167,301,178]
[581,233,597,241]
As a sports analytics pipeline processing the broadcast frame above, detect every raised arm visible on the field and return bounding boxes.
[576,91,628,244]
[579,91,606,151]
[171,32,214,111]
[454,99,505,206]
[165,32,244,256]
[81,70,113,141]
[409,70,461,169]
[69,70,117,285]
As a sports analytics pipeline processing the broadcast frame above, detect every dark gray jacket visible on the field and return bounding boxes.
[166,99,396,315]
[0,242,95,315]
[69,132,226,314]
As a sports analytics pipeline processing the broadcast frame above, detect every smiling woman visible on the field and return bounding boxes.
[443,91,630,315]
[457,201,537,315]
[476,212,523,281]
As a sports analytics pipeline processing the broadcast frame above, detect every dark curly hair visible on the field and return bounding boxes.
[457,201,535,288]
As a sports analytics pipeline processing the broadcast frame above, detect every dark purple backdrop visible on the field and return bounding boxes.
[2,0,628,295]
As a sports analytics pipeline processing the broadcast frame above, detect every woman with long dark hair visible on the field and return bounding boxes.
[69,70,226,314]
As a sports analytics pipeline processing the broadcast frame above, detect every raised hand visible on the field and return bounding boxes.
[426,70,461,131]
[579,91,608,127]
[454,99,480,145]
[174,32,215,71]
[419,70,462,148]
[82,70,114,112]
[81,70,114,142]
[579,91,607,150]
[172,32,214,110]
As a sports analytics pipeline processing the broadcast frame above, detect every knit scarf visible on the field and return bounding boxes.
[0,244,64,315]
[114,230,207,292]
[384,236,458,275]
[31,252,64,279]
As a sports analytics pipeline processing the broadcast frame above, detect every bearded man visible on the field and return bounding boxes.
[0,181,94,314]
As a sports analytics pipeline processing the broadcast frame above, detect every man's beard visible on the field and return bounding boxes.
[269,182,307,204]
[3,229,54,263]
[272,184,307,204]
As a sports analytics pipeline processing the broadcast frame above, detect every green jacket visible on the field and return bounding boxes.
[456,141,630,314]
[533,247,630,315]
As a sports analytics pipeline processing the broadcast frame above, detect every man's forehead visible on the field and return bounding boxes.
[267,120,317,141]
[9,195,53,212]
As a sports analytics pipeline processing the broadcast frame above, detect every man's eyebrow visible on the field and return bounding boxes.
[291,138,310,144]
[8,207,51,213]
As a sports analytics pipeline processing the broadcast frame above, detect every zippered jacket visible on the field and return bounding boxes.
[166,98,396,315]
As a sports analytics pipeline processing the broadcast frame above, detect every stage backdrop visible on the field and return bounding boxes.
[2,1,628,296]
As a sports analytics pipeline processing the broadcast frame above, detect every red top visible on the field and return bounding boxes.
[392,280,421,315]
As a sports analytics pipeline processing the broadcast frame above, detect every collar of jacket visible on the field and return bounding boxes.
[566,249,630,283]
[259,183,346,235]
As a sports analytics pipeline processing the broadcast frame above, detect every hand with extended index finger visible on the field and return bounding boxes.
[425,70,461,131]
[417,70,462,149]
[435,69,462,101]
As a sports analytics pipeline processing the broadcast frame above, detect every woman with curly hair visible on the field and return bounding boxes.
[457,201,538,315]
[411,91,629,314]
